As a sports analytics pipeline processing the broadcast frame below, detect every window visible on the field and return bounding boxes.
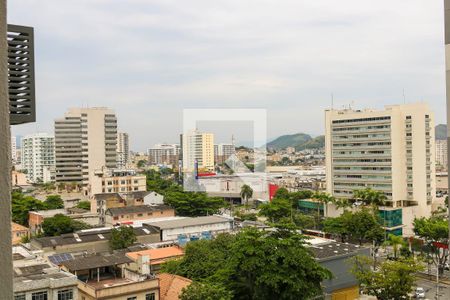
[32,291,48,300]
[127,297,137,300]
[58,289,74,300]
[14,295,25,300]
[146,294,156,300]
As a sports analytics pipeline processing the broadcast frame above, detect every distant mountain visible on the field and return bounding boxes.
[436,124,447,140]
[266,133,324,151]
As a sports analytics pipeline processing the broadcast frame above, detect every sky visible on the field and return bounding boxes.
[9,0,447,151]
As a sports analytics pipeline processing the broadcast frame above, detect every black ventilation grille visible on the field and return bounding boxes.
[8,24,35,125]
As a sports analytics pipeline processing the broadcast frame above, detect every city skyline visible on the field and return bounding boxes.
[8,0,447,150]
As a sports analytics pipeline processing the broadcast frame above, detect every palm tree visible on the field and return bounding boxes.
[353,188,386,208]
[384,234,405,259]
[240,184,253,208]
[313,192,335,220]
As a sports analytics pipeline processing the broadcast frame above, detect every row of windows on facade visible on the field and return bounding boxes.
[332,116,391,124]
[103,179,140,185]
[15,289,73,300]
[112,211,165,220]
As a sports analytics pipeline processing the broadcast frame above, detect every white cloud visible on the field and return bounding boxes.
[9,0,446,150]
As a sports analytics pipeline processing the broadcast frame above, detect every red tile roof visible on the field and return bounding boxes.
[158,273,192,300]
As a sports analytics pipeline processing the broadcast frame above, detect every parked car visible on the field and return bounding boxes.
[415,287,425,299]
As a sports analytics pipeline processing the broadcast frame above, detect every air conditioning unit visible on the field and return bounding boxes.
[7,24,35,125]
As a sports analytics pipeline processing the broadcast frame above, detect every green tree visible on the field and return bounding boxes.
[353,188,386,208]
[109,226,137,250]
[384,234,405,259]
[164,191,225,217]
[352,255,423,300]
[322,211,352,242]
[75,201,91,210]
[44,195,64,209]
[292,212,315,229]
[12,192,47,225]
[258,198,291,223]
[323,209,384,245]
[413,216,449,273]
[162,228,331,300]
[137,160,147,168]
[181,282,232,300]
[349,208,384,245]
[41,214,90,236]
[240,184,253,207]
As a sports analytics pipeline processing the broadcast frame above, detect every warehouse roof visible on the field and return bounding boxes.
[146,216,232,230]
[309,241,364,261]
[61,253,133,271]
[106,204,172,216]
[33,226,158,248]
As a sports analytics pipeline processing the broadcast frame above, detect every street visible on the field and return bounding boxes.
[415,278,450,299]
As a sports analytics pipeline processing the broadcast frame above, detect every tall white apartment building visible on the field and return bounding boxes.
[214,143,236,164]
[148,144,180,165]
[117,132,130,168]
[435,139,447,171]
[11,136,17,163]
[54,108,117,190]
[21,133,55,183]
[181,131,214,172]
[325,103,435,236]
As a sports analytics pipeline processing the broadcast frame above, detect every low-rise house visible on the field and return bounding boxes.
[146,216,234,242]
[308,238,370,299]
[28,209,99,234]
[158,273,192,300]
[29,209,66,234]
[89,168,147,197]
[12,222,29,245]
[105,205,175,226]
[61,252,159,300]
[126,246,184,273]
[13,245,78,300]
[93,191,164,225]
[30,226,160,256]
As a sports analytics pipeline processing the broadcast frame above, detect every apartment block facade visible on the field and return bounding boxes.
[148,143,180,166]
[117,132,130,168]
[214,143,235,164]
[181,131,214,172]
[89,167,146,196]
[54,108,117,190]
[21,133,55,183]
[436,139,447,171]
[11,136,16,163]
[325,103,435,236]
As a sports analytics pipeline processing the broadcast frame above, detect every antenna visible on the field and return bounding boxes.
[403,89,406,104]
[331,93,334,110]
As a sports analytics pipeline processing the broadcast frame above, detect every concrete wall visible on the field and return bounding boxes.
[0,0,13,297]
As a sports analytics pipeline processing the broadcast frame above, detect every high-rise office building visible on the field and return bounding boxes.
[54,108,117,189]
[181,130,214,172]
[435,139,447,171]
[325,103,435,236]
[117,132,130,168]
[214,143,235,164]
[21,133,55,183]
[148,144,180,165]
[11,136,16,163]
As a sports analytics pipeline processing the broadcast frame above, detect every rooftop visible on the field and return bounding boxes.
[32,226,159,248]
[309,241,364,260]
[106,204,172,216]
[159,273,192,300]
[12,222,28,232]
[146,215,232,230]
[126,246,184,265]
[61,253,133,272]
[30,209,66,217]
